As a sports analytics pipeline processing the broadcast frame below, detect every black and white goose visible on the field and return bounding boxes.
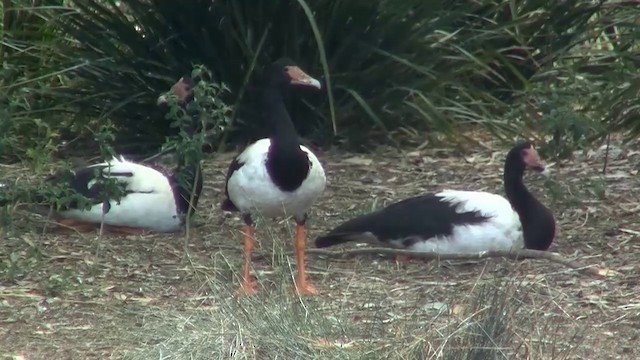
[5,76,204,234]
[315,142,555,257]
[221,58,325,295]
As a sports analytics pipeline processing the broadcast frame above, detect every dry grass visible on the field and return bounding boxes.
[1,138,640,359]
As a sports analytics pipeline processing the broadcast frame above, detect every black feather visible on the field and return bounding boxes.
[221,157,244,212]
[170,162,203,217]
[317,141,556,251]
[265,141,310,192]
[315,194,489,248]
[47,166,139,211]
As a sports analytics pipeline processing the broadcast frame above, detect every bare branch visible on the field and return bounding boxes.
[303,247,617,278]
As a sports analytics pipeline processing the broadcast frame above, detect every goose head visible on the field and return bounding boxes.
[264,58,322,91]
[157,75,196,106]
[505,141,550,178]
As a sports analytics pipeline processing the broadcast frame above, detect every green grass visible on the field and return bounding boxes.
[3,139,639,360]
[7,0,639,157]
[117,273,578,360]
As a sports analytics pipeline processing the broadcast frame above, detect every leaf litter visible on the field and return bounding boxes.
[1,137,640,359]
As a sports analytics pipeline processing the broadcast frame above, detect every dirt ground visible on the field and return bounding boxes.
[1,139,640,359]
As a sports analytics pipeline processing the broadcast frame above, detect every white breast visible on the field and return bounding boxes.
[226,138,326,219]
[59,157,182,232]
[404,190,523,254]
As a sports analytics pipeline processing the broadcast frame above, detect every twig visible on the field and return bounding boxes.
[602,132,611,175]
[302,248,615,278]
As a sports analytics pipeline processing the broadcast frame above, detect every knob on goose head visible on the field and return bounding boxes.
[157,75,196,106]
[506,141,550,177]
[264,57,322,91]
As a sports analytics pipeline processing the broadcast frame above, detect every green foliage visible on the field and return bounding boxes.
[31,0,620,152]
[160,65,232,160]
[0,109,127,215]
[1,64,230,234]
[506,74,608,159]
[575,2,640,140]
[159,64,231,224]
[1,0,639,158]
[0,61,63,165]
[0,1,68,162]
[602,70,640,140]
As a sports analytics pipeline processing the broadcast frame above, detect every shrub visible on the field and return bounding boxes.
[3,0,639,158]
[38,0,611,152]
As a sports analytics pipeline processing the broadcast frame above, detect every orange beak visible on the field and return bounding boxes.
[286,66,322,89]
[524,146,550,177]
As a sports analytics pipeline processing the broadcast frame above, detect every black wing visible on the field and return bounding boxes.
[44,165,134,211]
[315,194,489,248]
[220,156,244,212]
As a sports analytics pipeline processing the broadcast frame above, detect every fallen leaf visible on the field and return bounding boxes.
[451,303,466,316]
[422,302,448,312]
[594,267,622,277]
[619,228,640,236]
[305,337,355,349]
[342,156,373,166]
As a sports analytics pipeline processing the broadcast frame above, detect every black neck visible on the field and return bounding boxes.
[262,81,310,192]
[503,168,535,215]
[503,160,554,250]
[263,87,300,150]
[172,103,203,216]
[174,158,203,216]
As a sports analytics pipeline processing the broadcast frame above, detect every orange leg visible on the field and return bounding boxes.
[239,224,257,295]
[294,223,318,296]
[105,225,150,236]
[394,254,412,265]
[56,218,98,233]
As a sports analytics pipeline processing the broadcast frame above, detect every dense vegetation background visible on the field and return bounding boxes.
[2,2,640,359]
[1,0,639,160]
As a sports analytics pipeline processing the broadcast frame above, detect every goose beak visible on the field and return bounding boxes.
[292,75,322,89]
[288,66,322,90]
[529,165,550,177]
[303,77,322,90]
[523,146,550,177]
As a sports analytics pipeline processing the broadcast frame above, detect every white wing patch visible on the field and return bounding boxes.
[59,156,181,232]
[435,190,513,219]
[399,190,524,254]
[86,156,166,193]
[236,138,271,164]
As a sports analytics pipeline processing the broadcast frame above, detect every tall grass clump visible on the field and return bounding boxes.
[3,0,639,157]
[594,2,640,141]
[28,0,631,152]
[1,0,68,163]
[118,265,583,360]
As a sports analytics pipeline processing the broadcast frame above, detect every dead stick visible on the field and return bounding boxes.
[301,248,613,278]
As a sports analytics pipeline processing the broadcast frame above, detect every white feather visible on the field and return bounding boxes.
[227,138,326,219]
[392,190,523,254]
[59,156,182,232]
